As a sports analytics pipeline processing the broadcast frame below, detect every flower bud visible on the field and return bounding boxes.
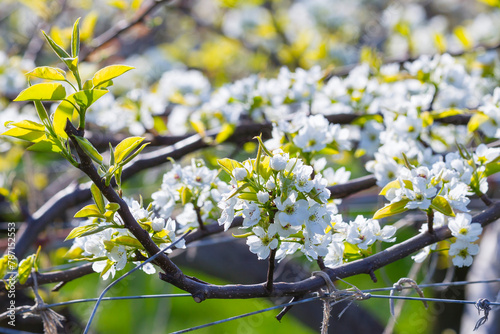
[257,191,270,203]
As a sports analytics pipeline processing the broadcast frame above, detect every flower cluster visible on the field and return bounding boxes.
[217,141,396,265]
[67,199,184,280]
[151,159,231,230]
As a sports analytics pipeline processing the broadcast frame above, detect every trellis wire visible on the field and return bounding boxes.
[362,278,500,293]
[83,231,190,334]
[368,294,500,306]
[169,295,326,334]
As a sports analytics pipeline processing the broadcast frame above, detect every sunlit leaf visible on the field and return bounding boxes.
[92,65,134,88]
[14,83,66,101]
[430,196,455,217]
[26,66,66,81]
[373,199,410,219]
[114,137,145,164]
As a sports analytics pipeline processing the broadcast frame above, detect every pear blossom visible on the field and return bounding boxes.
[449,213,482,242]
[448,240,480,267]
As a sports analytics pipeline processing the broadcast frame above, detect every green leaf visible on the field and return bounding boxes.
[227,182,250,200]
[8,120,45,132]
[217,158,244,176]
[92,65,134,88]
[120,143,149,166]
[114,137,145,164]
[27,138,63,153]
[111,235,144,249]
[74,136,103,164]
[65,224,108,241]
[431,108,463,118]
[14,83,66,101]
[42,30,71,59]
[62,57,79,72]
[18,256,34,285]
[74,204,105,218]
[467,113,490,133]
[54,89,108,138]
[421,111,434,127]
[379,179,413,196]
[2,127,45,142]
[0,255,9,279]
[430,195,455,217]
[34,101,51,127]
[105,202,120,212]
[26,66,66,81]
[215,123,236,144]
[373,199,410,219]
[91,183,105,214]
[100,260,114,278]
[180,186,192,205]
[71,18,81,57]
[484,162,500,177]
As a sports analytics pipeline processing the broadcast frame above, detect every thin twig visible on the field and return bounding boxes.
[266,249,277,292]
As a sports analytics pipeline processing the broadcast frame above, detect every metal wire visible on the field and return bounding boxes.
[83,231,191,334]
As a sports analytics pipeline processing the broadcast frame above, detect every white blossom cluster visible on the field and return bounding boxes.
[151,159,231,230]
[217,148,396,266]
[378,143,500,267]
[412,212,483,268]
[68,199,185,280]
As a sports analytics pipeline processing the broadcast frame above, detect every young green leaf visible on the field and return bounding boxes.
[17,255,35,285]
[34,101,51,127]
[71,18,81,57]
[112,235,144,249]
[215,123,236,144]
[373,199,410,219]
[14,83,66,101]
[91,183,106,214]
[8,120,45,132]
[41,30,71,60]
[467,112,489,133]
[26,66,66,81]
[27,138,63,153]
[217,158,244,176]
[430,196,455,217]
[65,224,109,241]
[74,136,103,164]
[114,137,145,164]
[379,179,413,196]
[2,127,45,142]
[92,65,134,88]
[74,204,105,218]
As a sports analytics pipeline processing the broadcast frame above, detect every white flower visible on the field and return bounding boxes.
[270,154,288,171]
[371,220,397,243]
[448,213,482,242]
[444,181,471,212]
[246,225,279,260]
[233,167,248,181]
[294,165,314,192]
[151,217,165,232]
[449,240,479,267]
[474,144,500,165]
[305,204,330,235]
[218,196,237,231]
[92,260,116,280]
[242,202,261,227]
[324,242,344,268]
[265,179,276,190]
[274,192,309,227]
[345,216,376,250]
[403,177,437,210]
[257,191,270,203]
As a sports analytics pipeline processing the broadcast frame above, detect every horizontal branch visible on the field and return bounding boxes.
[5,175,378,290]
[160,199,500,301]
